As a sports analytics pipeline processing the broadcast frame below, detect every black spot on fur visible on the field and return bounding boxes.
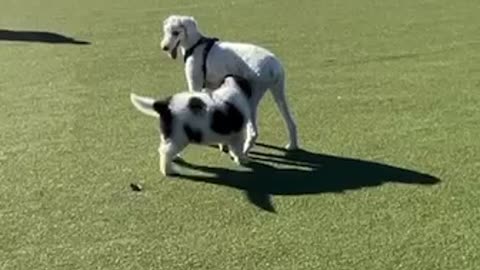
[153,97,174,138]
[187,97,206,115]
[211,102,244,135]
[224,74,252,99]
[184,124,203,143]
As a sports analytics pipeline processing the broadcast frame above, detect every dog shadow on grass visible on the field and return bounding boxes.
[176,143,440,212]
[0,29,90,45]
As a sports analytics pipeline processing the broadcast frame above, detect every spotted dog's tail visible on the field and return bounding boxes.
[130,93,159,117]
[130,93,174,137]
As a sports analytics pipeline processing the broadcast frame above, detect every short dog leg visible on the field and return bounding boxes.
[230,134,249,165]
[158,141,187,176]
[218,144,229,153]
[159,146,175,176]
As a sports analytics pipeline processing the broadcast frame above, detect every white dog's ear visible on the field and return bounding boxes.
[180,16,198,35]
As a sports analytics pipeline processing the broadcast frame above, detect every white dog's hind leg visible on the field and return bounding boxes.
[243,87,264,154]
[270,79,298,150]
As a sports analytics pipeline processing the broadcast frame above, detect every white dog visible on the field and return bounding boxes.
[130,76,252,176]
[160,15,298,152]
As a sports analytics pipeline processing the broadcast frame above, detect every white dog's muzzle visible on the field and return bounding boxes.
[169,40,180,59]
[162,40,180,60]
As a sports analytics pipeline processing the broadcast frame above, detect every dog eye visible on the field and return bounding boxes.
[172,31,179,36]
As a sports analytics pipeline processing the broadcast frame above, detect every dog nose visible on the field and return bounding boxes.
[162,45,169,51]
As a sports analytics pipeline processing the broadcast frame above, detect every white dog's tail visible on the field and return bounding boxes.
[130,93,159,117]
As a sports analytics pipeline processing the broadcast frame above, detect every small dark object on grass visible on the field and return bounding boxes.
[130,183,143,192]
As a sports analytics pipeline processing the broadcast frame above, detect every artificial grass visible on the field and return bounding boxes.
[1,0,479,269]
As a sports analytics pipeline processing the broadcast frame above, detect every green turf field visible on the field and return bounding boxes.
[1,0,479,269]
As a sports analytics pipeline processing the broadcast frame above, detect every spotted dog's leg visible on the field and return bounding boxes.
[159,140,187,176]
[218,144,229,153]
[229,132,249,165]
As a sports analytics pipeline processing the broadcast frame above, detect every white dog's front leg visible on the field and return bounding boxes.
[185,59,204,92]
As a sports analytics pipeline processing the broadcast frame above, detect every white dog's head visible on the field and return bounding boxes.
[160,15,200,60]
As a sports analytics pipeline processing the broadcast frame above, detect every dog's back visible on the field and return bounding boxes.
[130,76,251,145]
[206,42,284,87]
[175,78,251,144]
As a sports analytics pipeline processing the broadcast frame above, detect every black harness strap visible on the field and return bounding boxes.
[183,37,219,88]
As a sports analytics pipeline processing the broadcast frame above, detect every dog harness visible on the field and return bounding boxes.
[183,37,219,88]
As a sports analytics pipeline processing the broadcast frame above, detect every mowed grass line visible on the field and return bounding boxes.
[1,0,479,269]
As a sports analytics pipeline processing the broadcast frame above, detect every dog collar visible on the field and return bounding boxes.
[183,37,219,87]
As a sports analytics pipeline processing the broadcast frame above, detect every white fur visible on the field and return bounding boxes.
[130,77,251,176]
[161,15,299,151]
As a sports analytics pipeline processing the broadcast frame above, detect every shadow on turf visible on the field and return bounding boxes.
[176,143,440,213]
[0,29,90,45]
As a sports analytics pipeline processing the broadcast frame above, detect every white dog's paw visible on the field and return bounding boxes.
[230,153,249,166]
[285,143,299,151]
[172,153,183,162]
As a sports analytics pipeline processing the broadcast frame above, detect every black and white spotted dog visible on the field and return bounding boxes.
[130,75,253,176]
